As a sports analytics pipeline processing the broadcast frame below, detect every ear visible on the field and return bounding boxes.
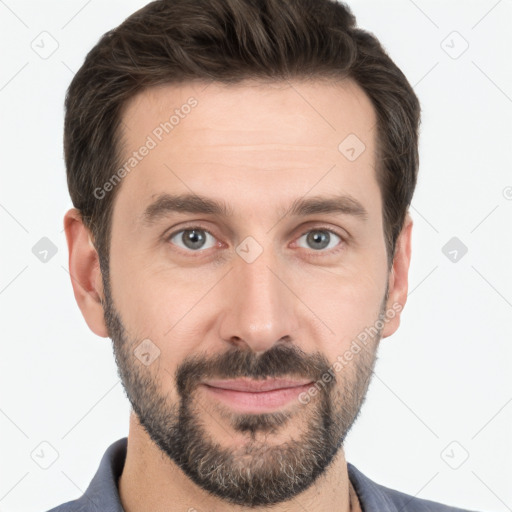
[63,208,109,338]
[381,212,413,339]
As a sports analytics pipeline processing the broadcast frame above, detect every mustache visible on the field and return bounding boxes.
[175,343,335,397]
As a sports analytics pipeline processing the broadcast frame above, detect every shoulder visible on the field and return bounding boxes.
[41,437,128,512]
[348,463,481,512]
[43,500,86,512]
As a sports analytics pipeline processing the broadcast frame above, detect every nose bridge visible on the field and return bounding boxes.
[219,236,297,351]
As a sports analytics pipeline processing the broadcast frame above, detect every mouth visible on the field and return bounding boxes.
[200,378,314,413]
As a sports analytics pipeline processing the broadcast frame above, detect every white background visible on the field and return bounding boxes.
[1,1,511,511]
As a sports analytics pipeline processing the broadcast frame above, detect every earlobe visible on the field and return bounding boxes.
[381,212,413,339]
[64,208,109,338]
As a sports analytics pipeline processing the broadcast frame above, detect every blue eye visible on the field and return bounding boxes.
[296,229,342,251]
[168,228,217,251]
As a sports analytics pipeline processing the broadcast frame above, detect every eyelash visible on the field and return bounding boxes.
[165,223,347,258]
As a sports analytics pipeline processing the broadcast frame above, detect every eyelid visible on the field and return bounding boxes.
[165,224,221,254]
[165,222,348,254]
[291,226,346,255]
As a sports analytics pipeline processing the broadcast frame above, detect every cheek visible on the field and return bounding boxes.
[306,265,387,351]
[116,266,218,360]
[108,258,176,348]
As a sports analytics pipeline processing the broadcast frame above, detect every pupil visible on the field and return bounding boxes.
[307,230,329,250]
[184,229,205,249]
[181,230,331,251]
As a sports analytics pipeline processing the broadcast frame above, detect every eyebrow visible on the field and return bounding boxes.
[140,192,368,227]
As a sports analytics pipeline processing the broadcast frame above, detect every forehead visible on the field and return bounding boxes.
[122,78,376,148]
[113,78,379,228]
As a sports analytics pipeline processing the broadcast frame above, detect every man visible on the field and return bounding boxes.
[50,0,479,510]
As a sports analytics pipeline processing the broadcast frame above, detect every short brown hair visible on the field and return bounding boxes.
[64,0,420,273]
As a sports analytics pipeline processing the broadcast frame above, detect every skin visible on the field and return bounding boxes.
[64,78,412,512]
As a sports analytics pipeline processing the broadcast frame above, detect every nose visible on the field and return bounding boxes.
[218,244,299,353]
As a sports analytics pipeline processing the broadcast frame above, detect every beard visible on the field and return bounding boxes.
[100,261,387,508]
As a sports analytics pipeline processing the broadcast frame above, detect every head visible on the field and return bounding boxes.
[64,0,419,508]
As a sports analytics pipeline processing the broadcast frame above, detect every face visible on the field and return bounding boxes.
[92,79,403,507]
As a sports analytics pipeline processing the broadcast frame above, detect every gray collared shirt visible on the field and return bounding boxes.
[45,437,479,512]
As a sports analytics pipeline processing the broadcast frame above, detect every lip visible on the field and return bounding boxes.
[200,378,314,413]
[202,378,313,392]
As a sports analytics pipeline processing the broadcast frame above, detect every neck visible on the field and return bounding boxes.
[118,412,356,512]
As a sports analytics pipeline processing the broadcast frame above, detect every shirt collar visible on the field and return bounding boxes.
[347,462,397,512]
[81,437,126,512]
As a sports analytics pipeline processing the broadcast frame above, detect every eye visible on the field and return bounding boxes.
[168,228,218,252]
[166,226,345,256]
[295,229,342,252]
